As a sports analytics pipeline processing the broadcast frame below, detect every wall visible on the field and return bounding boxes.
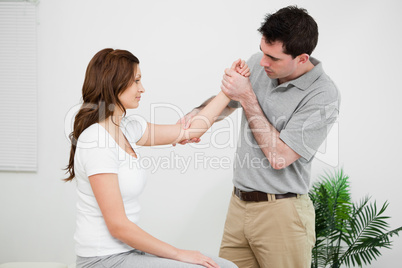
[0,0,401,266]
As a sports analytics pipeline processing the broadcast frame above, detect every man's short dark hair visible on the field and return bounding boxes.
[258,6,318,58]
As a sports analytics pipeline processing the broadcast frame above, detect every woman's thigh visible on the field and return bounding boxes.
[77,250,237,268]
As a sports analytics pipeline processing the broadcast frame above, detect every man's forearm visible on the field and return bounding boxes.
[219,65,300,169]
[241,96,283,167]
[241,95,299,170]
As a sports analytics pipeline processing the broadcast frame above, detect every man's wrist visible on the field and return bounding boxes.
[240,90,258,110]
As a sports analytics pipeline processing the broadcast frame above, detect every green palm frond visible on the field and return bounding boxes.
[310,169,352,268]
[310,170,351,235]
[340,199,393,266]
[310,169,402,268]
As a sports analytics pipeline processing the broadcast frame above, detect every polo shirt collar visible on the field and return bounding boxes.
[274,57,323,91]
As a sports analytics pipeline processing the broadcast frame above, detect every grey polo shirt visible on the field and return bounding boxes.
[229,52,340,194]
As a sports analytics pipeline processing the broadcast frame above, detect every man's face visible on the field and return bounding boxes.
[259,37,299,84]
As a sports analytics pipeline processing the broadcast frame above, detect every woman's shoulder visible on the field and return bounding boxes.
[120,114,147,143]
[75,123,120,175]
[75,123,119,161]
[76,123,115,150]
[77,123,102,143]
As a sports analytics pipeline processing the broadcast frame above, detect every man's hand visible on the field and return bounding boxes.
[173,59,249,146]
[172,109,201,146]
[221,67,255,104]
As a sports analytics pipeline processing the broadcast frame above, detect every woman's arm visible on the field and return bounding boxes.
[136,59,250,147]
[136,91,230,146]
[89,173,219,268]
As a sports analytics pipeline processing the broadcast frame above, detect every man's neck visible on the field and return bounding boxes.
[278,60,315,85]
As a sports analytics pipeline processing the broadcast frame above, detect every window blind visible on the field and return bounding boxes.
[0,0,38,171]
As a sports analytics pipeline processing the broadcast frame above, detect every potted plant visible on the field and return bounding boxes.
[309,169,402,267]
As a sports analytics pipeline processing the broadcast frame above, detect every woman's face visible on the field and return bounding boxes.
[118,65,144,110]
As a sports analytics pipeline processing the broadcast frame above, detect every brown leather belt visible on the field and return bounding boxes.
[234,187,297,202]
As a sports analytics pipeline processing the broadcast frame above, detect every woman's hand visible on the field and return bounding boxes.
[176,249,220,268]
[231,58,251,77]
[171,58,249,146]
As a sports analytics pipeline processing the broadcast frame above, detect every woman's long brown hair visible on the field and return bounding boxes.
[64,48,140,182]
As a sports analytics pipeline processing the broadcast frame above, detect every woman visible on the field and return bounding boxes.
[65,48,249,268]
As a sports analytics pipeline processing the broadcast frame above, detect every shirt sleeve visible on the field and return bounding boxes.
[120,114,148,143]
[279,90,340,161]
[228,100,241,108]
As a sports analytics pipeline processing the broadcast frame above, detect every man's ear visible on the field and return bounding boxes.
[297,53,310,64]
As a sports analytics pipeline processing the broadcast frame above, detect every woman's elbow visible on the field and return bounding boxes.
[108,225,123,239]
[107,221,130,240]
[184,128,205,140]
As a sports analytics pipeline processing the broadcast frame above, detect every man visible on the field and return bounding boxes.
[179,6,340,268]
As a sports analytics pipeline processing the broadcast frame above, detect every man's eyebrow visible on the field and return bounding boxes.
[259,45,280,60]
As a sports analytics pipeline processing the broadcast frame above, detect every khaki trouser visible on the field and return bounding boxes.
[219,192,316,268]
